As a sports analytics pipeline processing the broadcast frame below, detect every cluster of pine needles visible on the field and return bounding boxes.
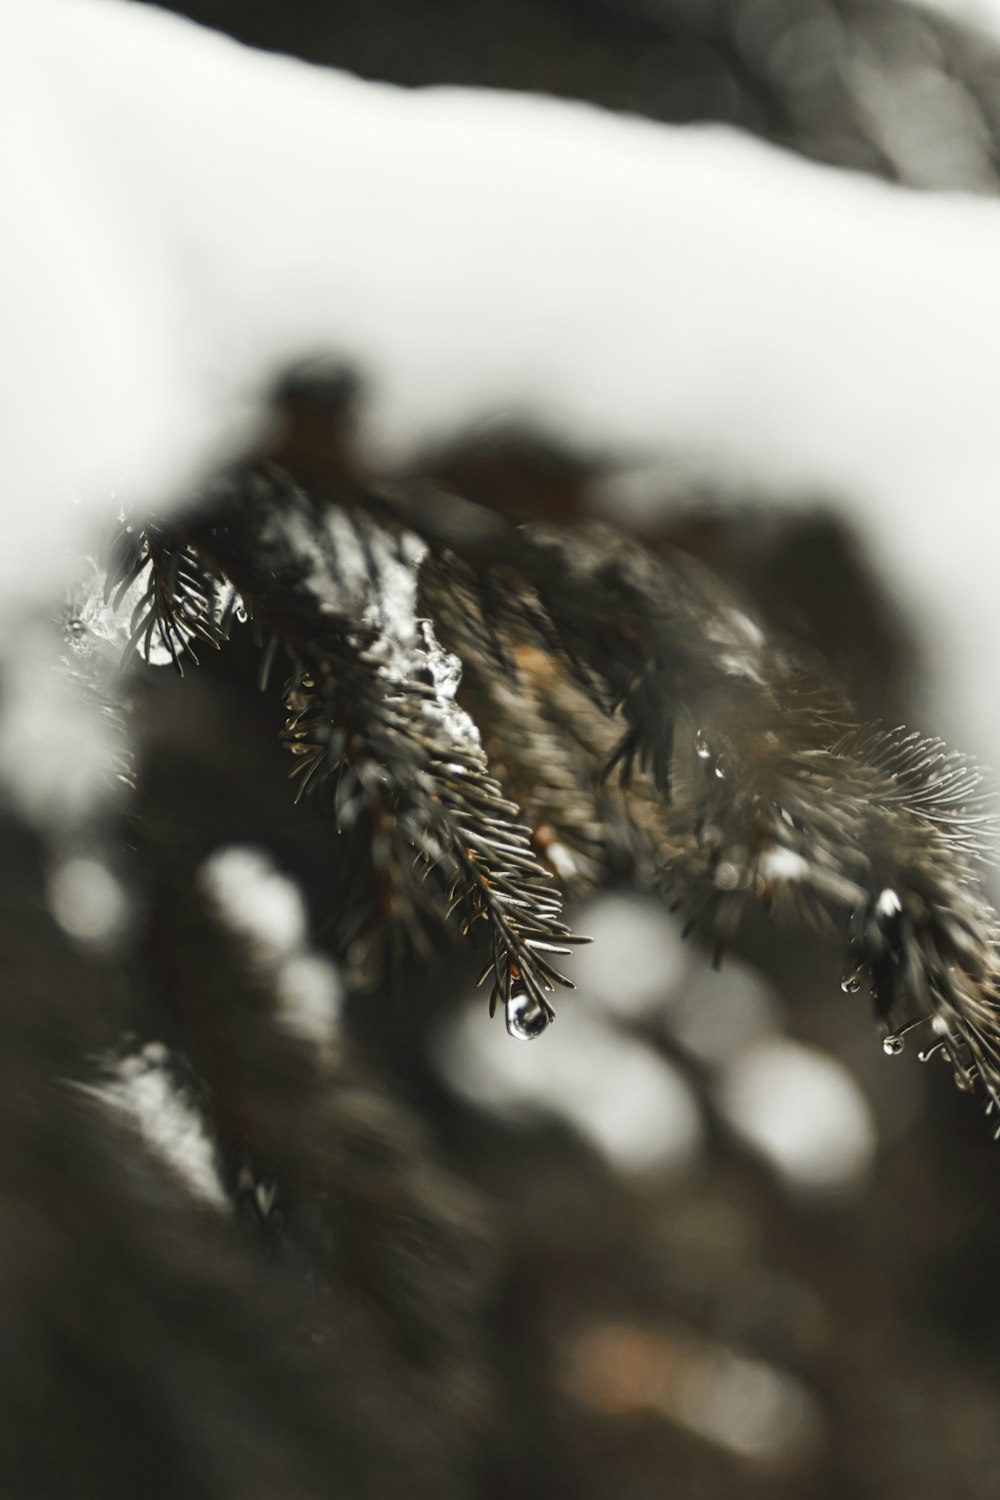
[96,462,1000,1124]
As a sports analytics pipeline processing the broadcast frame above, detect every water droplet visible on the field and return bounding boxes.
[235,601,249,624]
[506,986,551,1041]
[713,754,728,781]
[883,1033,905,1056]
[695,729,712,761]
[954,1069,974,1093]
[841,971,862,994]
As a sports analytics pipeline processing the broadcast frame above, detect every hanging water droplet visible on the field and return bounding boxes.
[883,1033,905,1056]
[235,601,249,624]
[841,970,862,994]
[954,1069,974,1093]
[695,729,712,761]
[506,986,551,1041]
[713,754,728,781]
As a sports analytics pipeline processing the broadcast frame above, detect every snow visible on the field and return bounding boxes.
[67,554,174,669]
[922,0,1000,42]
[85,1042,229,1211]
[5,0,1000,767]
[757,848,811,884]
[259,480,479,750]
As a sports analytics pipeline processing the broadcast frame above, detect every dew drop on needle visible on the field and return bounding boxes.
[506,986,550,1041]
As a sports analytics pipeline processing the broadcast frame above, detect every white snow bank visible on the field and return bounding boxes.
[5,0,1000,758]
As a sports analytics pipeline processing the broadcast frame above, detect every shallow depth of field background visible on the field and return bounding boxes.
[15,2,1000,1496]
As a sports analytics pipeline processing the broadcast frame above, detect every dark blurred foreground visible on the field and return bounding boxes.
[8,615,1000,1500]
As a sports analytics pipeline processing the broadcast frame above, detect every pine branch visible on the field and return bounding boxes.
[365,481,1000,1117]
[421,569,609,893]
[169,466,586,1034]
[93,465,1000,1125]
[103,520,243,675]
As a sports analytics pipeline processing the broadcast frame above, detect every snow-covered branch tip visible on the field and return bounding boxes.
[101,465,586,1038]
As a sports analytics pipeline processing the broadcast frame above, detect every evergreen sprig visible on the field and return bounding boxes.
[103,520,241,674]
[94,465,1000,1123]
[365,481,1000,1116]
[103,467,585,1034]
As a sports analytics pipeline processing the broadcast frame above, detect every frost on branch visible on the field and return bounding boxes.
[102,465,587,1035]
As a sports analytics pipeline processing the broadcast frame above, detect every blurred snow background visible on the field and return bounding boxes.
[7,0,1000,765]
